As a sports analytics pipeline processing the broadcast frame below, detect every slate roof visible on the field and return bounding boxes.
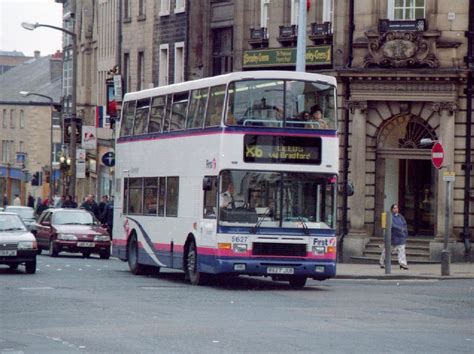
[0,55,62,104]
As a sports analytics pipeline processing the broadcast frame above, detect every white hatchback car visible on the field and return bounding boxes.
[0,212,37,273]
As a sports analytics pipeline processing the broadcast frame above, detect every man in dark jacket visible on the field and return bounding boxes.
[27,193,35,208]
[98,195,109,223]
[81,194,100,220]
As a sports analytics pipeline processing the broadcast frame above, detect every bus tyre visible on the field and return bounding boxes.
[128,234,144,275]
[288,276,307,288]
[186,239,207,285]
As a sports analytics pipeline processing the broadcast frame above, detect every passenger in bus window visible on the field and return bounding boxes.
[209,104,222,126]
[307,105,329,129]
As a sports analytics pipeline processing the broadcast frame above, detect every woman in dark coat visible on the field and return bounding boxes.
[379,203,409,270]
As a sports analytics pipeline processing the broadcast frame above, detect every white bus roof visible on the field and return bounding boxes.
[123,70,337,102]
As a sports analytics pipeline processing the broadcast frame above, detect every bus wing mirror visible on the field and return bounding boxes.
[202,177,213,191]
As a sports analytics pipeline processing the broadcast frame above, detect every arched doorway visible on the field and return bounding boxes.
[375,113,438,237]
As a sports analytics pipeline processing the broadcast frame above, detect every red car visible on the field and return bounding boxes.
[34,209,111,259]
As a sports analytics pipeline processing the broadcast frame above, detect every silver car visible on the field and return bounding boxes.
[0,212,37,273]
[5,206,36,231]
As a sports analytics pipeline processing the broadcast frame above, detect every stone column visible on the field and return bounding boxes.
[347,100,368,233]
[343,100,368,259]
[431,102,457,256]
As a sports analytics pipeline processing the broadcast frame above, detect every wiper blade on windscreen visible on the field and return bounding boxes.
[251,207,271,234]
[1,227,25,231]
[297,217,310,235]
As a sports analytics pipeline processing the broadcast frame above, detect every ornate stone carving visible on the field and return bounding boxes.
[347,100,368,114]
[364,31,439,68]
[431,102,458,116]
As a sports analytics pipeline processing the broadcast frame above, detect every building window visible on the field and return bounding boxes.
[10,109,15,128]
[159,44,169,86]
[261,0,270,28]
[123,0,131,21]
[19,110,25,128]
[19,141,24,153]
[2,109,6,128]
[388,0,425,20]
[212,27,233,76]
[175,0,185,13]
[137,51,145,91]
[323,0,334,22]
[159,0,170,16]
[138,0,146,18]
[291,0,299,25]
[124,52,130,93]
[2,140,12,163]
[174,42,184,83]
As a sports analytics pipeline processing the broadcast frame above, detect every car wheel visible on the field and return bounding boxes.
[49,241,58,257]
[100,250,110,259]
[25,259,36,274]
[9,263,19,271]
[288,276,307,288]
[127,234,144,275]
[37,247,42,255]
[186,239,207,285]
[82,252,91,258]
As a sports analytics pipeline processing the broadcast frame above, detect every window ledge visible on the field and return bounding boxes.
[123,17,131,24]
[159,11,170,17]
[175,7,185,14]
[137,14,146,21]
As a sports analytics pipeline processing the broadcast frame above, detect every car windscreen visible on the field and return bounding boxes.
[53,212,94,225]
[6,207,34,219]
[0,214,27,231]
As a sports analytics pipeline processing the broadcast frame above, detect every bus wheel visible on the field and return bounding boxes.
[288,276,307,288]
[186,240,207,285]
[127,234,144,275]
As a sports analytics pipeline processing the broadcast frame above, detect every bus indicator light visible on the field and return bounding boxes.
[218,243,232,250]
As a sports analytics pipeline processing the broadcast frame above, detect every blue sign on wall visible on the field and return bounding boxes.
[101,152,115,167]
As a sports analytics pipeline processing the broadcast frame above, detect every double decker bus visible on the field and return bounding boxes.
[112,71,338,288]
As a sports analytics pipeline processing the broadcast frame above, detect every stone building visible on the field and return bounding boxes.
[54,0,473,261]
[186,0,473,261]
[0,55,62,206]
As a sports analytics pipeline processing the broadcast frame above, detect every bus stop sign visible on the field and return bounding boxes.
[431,142,444,169]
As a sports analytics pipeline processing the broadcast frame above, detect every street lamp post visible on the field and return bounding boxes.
[21,21,78,198]
[19,91,55,203]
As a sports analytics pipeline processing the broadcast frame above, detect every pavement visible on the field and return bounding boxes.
[335,262,474,280]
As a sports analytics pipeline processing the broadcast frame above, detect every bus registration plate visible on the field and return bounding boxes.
[267,267,294,275]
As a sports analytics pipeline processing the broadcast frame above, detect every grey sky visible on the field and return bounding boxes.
[0,0,63,57]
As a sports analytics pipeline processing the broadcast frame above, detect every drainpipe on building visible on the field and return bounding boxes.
[462,2,473,261]
[184,0,189,81]
[338,0,355,262]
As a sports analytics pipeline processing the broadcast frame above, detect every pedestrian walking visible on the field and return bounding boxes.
[380,203,409,270]
[27,193,35,208]
[3,193,8,207]
[13,194,21,206]
[98,195,109,223]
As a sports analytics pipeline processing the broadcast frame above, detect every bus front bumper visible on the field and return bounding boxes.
[204,256,336,280]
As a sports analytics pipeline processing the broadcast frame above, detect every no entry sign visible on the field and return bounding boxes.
[431,142,444,169]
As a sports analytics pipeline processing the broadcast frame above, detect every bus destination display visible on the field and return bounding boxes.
[244,135,321,165]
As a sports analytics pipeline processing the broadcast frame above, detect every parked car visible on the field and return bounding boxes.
[0,212,37,273]
[34,208,111,259]
[5,206,36,231]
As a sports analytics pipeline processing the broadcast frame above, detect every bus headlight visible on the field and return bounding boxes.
[232,243,247,253]
[312,246,326,255]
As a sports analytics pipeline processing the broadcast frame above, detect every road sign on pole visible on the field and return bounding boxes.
[431,142,444,169]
